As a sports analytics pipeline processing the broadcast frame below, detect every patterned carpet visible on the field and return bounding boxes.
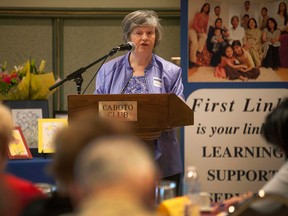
[188,67,283,82]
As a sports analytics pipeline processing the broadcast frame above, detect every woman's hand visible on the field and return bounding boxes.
[210,192,254,214]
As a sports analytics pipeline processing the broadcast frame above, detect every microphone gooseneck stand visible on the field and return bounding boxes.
[48,48,119,94]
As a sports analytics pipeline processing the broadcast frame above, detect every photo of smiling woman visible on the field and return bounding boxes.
[94,10,185,194]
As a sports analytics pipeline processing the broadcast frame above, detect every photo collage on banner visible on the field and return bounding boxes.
[187,0,288,83]
[181,0,288,202]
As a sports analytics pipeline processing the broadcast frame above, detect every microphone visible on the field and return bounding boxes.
[113,42,135,52]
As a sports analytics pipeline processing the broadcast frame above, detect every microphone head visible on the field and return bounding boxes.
[116,42,135,51]
[112,42,136,53]
[127,42,135,51]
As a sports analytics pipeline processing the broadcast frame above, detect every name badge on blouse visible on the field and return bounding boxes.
[153,77,162,88]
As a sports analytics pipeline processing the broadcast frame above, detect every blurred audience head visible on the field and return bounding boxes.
[0,103,13,170]
[262,98,288,158]
[74,134,159,210]
[49,111,133,201]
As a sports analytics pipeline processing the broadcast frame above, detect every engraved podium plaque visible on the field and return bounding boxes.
[99,101,137,121]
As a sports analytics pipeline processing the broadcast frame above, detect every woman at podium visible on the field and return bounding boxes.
[94,10,184,194]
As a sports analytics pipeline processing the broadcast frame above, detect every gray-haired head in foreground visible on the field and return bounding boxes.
[74,135,158,191]
[121,10,163,47]
[0,104,13,158]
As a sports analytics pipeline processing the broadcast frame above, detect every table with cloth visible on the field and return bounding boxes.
[6,157,54,184]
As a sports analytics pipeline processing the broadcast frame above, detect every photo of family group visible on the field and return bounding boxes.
[188,0,288,82]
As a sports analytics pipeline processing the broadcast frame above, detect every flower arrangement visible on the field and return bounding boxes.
[0,60,55,100]
[0,62,23,95]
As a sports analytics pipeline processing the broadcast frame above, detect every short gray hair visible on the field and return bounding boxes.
[121,10,163,47]
[74,135,158,190]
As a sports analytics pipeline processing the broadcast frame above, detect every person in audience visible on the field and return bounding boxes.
[227,15,245,45]
[249,98,288,213]
[189,3,210,67]
[22,112,134,216]
[243,18,263,67]
[74,135,160,216]
[214,44,249,81]
[210,98,288,215]
[232,40,260,80]
[0,104,45,216]
[52,112,133,204]
[94,10,184,195]
[262,17,281,70]
[259,7,269,31]
[275,1,288,35]
[241,14,250,30]
[0,179,18,216]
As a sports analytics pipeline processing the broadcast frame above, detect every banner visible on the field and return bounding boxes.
[181,0,288,202]
[185,89,287,202]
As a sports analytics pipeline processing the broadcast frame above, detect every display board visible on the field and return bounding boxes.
[181,0,288,202]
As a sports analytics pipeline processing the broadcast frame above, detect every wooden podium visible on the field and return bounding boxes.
[68,94,193,141]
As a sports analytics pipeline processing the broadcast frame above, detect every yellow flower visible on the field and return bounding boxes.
[0,60,56,100]
[38,60,46,74]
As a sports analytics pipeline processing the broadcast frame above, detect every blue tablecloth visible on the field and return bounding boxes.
[5,157,55,184]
